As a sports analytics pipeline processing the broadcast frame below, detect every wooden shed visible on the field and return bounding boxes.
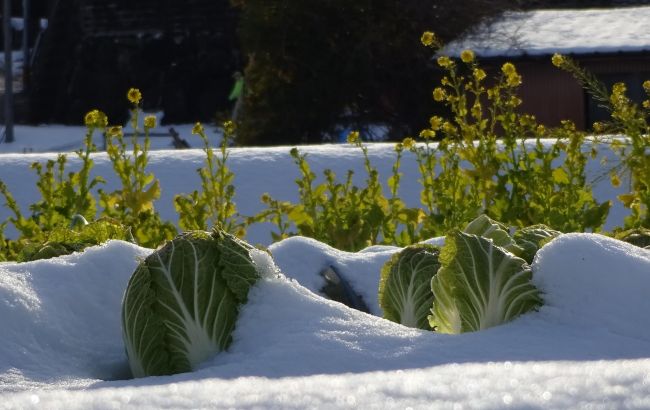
[444,6,650,130]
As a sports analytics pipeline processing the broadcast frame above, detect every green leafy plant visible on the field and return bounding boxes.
[121,228,263,377]
[98,92,176,248]
[429,230,543,334]
[174,121,245,237]
[256,135,403,251]
[378,244,441,329]
[413,41,609,234]
[18,217,133,262]
[552,53,650,228]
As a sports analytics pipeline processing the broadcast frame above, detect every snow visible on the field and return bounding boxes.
[0,129,649,408]
[0,233,649,408]
[444,6,650,58]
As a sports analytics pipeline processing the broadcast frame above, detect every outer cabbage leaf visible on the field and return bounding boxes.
[513,224,562,264]
[463,214,523,255]
[429,231,542,334]
[379,244,440,329]
[121,229,260,378]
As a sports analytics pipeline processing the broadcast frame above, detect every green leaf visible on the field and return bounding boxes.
[512,225,562,264]
[379,244,440,329]
[121,229,261,378]
[429,231,542,334]
[552,168,569,184]
[463,214,523,255]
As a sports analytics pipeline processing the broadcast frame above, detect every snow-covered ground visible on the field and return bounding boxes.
[0,127,648,408]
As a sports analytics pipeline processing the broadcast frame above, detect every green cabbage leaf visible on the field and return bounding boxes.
[379,244,440,329]
[429,231,542,334]
[121,229,261,378]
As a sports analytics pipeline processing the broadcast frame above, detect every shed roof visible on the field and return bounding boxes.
[444,6,650,58]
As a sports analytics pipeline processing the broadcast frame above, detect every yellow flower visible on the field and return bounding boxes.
[610,173,621,188]
[509,96,522,106]
[429,116,443,130]
[223,120,236,136]
[473,68,486,81]
[127,88,142,105]
[419,129,435,139]
[143,115,156,129]
[84,110,98,127]
[501,62,516,76]
[551,53,564,68]
[420,31,435,47]
[432,87,446,102]
[394,142,404,152]
[643,100,650,109]
[644,80,650,92]
[402,137,416,148]
[192,122,204,135]
[107,125,123,138]
[460,49,475,63]
[506,73,522,87]
[347,130,360,145]
[593,122,605,133]
[83,109,108,128]
[437,56,453,69]
[612,82,626,95]
[260,193,271,203]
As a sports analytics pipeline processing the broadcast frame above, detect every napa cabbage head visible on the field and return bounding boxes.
[379,244,440,329]
[429,231,542,334]
[121,229,263,378]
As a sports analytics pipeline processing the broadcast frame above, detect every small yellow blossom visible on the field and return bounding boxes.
[394,142,404,152]
[84,109,108,128]
[107,125,123,138]
[260,193,271,203]
[437,56,453,69]
[506,73,522,87]
[643,80,650,92]
[442,121,456,135]
[127,88,142,105]
[432,87,446,102]
[143,115,156,129]
[473,68,486,81]
[420,31,435,47]
[643,100,650,109]
[593,122,605,133]
[509,96,522,106]
[429,116,443,130]
[501,62,516,76]
[192,122,205,135]
[551,53,564,68]
[402,137,416,148]
[347,130,360,145]
[419,129,435,139]
[223,120,236,136]
[460,49,475,63]
[610,173,621,188]
[84,110,97,127]
[612,82,626,95]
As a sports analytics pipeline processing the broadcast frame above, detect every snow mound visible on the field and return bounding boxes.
[0,234,650,408]
[0,241,151,391]
[533,233,650,341]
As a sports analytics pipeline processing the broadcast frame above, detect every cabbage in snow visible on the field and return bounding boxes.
[429,231,542,334]
[121,229,261,377]
[379,244,440,329]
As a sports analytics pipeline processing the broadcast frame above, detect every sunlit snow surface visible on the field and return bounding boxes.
[0,127,648,408]
[0,234,648,409]
[444,6,650,57]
